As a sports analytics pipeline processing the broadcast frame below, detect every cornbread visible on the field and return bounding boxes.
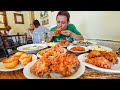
[2,57,19,69]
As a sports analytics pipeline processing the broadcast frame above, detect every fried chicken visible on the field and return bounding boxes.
[87,50,118,64]
[58,40,70,46]
[30,58,52,77]
[85,57,111,69]
[30,54,80,78]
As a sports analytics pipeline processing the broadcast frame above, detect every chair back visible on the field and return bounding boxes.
[0,33,27,57]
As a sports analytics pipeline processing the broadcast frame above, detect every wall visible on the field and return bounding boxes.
[6,11,31,34]
[34,11,51,29]
[49,11,120,41]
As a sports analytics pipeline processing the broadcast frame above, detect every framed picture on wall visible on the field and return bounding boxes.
[14,13,24,24]
[40,11,48,19]
[41,19,49,25]
[40,11,50,26]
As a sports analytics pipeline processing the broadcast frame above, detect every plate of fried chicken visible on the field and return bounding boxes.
[37,44,67,58]
[23,54,85,79]
[78,50,120,73]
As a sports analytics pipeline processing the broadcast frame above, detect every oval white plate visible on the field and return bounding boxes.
[36,48,67,58]
[0,54,37,72]
[78,53,120,73]
[0,62,23,72]
[88,45,113,52]
[67,45,89,53]
[47,42,58,47]
[23,59,85,79]
[73,40,97,46]
[17,44,48,54]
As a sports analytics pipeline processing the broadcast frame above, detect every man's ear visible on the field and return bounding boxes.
[67,21,70,25]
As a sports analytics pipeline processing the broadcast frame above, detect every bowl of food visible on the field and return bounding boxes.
[67,45,90,53]
[17,44,48,54]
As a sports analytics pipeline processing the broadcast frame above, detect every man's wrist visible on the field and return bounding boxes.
[69,32,72,37]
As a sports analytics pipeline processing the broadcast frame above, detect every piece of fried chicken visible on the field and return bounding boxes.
[85,57,111,69]
[30,58,52,77]
[87,50,118,64]
[50,54,80,76]
[58,40,70,46]
[101,51,118,64]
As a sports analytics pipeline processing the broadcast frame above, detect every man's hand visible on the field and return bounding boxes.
[46,32,55,43]
[47,32,55,37]
[61,30,71,36]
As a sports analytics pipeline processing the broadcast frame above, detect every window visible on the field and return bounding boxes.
[0,11,8,30]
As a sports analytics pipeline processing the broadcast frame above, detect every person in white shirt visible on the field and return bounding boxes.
[26,24,35,44]
[32,20,49,44]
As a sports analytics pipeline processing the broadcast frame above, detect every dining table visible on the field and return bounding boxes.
[0,39,120,79]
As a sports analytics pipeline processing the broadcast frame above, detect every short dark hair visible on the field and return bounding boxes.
[5,25,11,30]
[56,11,70,22]
[33,19,40,28]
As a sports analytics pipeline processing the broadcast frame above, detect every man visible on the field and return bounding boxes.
[47,11,84,43]
[32,19,49,43]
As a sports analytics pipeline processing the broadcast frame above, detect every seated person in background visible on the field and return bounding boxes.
[3,25,17,48]
[47,11,84,43]
[4,25,16,36]
[0,31,4,36]
[26,24,35,44]
[32,19,49,43]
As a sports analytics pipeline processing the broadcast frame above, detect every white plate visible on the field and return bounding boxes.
[73,40,97,46]
[0,62,23,72]
[78,53,120,73]
[0,54,37,72]
[88,45,113,52]
[17,44,48,54]
[36,48,67,58]
[47,42,58,47]
[23,60,85,79]
[67,45,89,53]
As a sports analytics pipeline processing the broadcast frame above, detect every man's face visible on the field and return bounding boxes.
[56,15,69,31]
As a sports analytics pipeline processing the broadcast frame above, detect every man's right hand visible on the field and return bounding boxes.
[46,32,55,43]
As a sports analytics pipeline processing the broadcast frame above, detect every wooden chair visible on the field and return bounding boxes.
[0,33,27,57]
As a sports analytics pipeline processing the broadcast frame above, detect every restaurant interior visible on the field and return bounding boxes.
[0,11,120,79]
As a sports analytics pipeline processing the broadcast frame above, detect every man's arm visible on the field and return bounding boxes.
[70,31,84,40]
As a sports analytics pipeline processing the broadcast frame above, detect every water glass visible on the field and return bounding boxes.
[32,32,46,44]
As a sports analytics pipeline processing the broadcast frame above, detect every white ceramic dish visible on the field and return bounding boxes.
[78,53,120,73]
[88,45,113,52]
[67,45,89,53]
[0,54,37,72]
[17,44,48,54]
[47,42,58,47]
[73,40,97,46]
[36,48,67,58]
[23,60,85,79]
